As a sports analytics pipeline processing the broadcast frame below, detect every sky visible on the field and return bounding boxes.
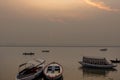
[0,0,120,46]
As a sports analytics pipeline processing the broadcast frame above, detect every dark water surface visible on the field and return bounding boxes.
[0,47,120,80]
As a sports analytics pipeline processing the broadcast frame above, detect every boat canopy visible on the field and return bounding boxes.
[83,56,109,65]
[19,59,45,68]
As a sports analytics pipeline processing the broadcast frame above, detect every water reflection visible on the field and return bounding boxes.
[34,75,63,80]
[79,67,117,77]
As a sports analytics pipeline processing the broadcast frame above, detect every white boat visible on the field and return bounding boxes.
[43,62,63,80]
[79,56,117,68]
[16,59,45,80]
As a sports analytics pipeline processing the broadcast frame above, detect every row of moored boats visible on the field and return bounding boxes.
[16,59,63,80]
[16,56,119,80]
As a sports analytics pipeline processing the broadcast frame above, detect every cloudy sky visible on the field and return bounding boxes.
[0,0,120,46]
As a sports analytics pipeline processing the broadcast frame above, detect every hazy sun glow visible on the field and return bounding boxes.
[0,0,119,23]
[24,0,84,10]
[19,0,119,12]
[0,0,120,46]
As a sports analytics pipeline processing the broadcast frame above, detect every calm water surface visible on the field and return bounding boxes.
[0,47,120,80]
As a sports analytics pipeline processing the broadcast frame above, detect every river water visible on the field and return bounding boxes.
[0,47,120,80]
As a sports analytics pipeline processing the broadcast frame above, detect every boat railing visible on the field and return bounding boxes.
[83,57,110,65]
[47,66,60,73]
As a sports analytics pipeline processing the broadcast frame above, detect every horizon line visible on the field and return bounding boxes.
[0,45,120,47]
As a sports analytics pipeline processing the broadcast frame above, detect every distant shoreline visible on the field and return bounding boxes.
[0,45,120,47]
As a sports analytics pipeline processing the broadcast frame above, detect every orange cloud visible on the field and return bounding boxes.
[84,0,119,11]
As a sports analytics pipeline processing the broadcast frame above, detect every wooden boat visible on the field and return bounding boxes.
[16,59,45,80]
[100,48,108,51]
[110,58,120,63]
[42,50,50,53]
[79,56,117,68]
[23,52,35,55]
[43,62,63,80]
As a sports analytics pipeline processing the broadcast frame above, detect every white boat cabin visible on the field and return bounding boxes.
[83,57,109,65]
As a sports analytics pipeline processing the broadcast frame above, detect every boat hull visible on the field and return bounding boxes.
[45,74,62,80]
[16,75,35,80]
[16,59,45,80]
[44,62,63,80]
[79,61,116,69]
[16,69,43,80]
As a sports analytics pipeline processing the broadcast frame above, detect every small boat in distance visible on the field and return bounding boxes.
[110,58,120,63]
[16,59,45,80]
[100,48,108,51]
[42,50,50,53]
[23,52,35,55]
[44,62,63,80]
[79,56,117,68]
